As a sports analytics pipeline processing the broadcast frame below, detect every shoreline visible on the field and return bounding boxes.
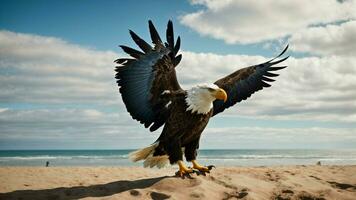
[1,165,356,199]
[2,149,356,168]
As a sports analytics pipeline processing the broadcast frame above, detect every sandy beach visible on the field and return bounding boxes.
[0,165,355,200]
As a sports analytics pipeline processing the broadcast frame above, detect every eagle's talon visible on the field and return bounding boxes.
[192,160,215,173]
[176,160,195,177]
[207,165,215,170]
[197,167,210,172]
[198,171,207,176]
[176,169,194,178]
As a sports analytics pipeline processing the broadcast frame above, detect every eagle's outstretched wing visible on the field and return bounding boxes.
[212,45,289,116]
[115,20,182,131]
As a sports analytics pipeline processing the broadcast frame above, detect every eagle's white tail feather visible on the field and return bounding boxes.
[144,155,169,168]
[129,142,159,162]
[129,142,169,168]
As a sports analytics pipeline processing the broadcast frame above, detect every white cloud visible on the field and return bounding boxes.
[0,30,119,105]
[0,30,355,149]
[3,30,355,125]
[290,20,356,56]
[180,0,356,44]
[0,108,159,149]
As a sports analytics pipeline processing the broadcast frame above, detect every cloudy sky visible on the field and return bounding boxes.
[1,0,356,149]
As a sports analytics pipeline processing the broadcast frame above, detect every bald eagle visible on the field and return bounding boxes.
[115,20,288,176]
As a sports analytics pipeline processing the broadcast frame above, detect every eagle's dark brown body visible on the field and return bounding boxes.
[154,96,213,164]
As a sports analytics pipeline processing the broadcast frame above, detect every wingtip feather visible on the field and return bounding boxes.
[129,29,152,53]
[166,20,174,48]
[270,56,289,65]
[148,20,162,45]
[266,44,290,63]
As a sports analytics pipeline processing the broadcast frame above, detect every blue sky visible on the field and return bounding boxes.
[1,0,356,149]
[0,0,275,56]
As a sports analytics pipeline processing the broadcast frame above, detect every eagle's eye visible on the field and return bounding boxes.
[207,88,215,92]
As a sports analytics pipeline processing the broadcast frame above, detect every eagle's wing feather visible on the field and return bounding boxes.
[212,45,289,116]
[115,20,182,131]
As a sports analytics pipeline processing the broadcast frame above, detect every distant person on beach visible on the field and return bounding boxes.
[46,161,49,167]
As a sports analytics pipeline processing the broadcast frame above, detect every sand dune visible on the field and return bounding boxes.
[0,165,355,199]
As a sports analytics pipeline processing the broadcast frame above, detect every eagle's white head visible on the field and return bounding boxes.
[186,83,227,114]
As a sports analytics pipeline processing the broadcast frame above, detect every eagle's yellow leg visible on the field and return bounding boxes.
[177,160,193,176]
[192,160,210,172]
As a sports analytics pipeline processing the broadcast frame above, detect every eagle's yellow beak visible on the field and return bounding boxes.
[214,88,228,102]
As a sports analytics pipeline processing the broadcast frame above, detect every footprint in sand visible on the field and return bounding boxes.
[190,192,205,198]
[150,191,171,200]
[223,188,249,200]
[327,181,356,191]
[272,188,294,200]
[129,189,140,196]
[282,189,294,194]
[296,191,326,200]
[309,175,322,180]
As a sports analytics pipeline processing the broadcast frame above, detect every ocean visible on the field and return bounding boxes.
[1,149,356,167]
